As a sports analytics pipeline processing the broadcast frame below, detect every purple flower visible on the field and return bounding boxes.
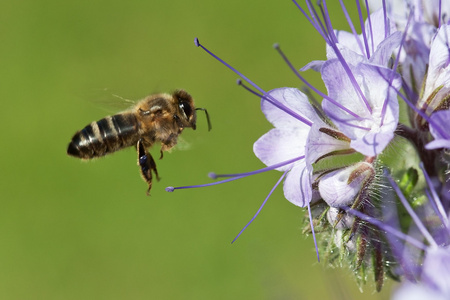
[253,88,322,207]
[328,8,401,66]
[351,166,450,299]
[321,59,401,156]
[302,8,402,70]
[318,162,375,207]
[416,25,450,116]
[399,21,435,99]
[394,246,450,299]
[369,0,450,28]
[301,7,403,156]
[369,0,450,101]
[167,0,450,292]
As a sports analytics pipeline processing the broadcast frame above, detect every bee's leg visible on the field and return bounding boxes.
[159,134,178,159]
[137,139,160,195]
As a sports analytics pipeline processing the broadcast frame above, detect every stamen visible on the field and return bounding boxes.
[365,0,376,50]
[166,175,247,192]
[208,172,218,180]
[356,0,371,58]
[319,0,338,44]
[317,1,337,43]
[307,201,320,262]
[194,38,264,94]
[195,38,314,128]
[168,156,304,192]
[311,0,330,41]
[325,41,374,116]
[211,155,304,179]
[338,0,365,55]
[320,2,367,91]
[237,79,313,127]
[292,0,328,41]
[391,11,411,77]
[322,109,371,131]
[273,44,323,99]
[231,169,288,243]
[335,50,373,117]
[379,0,389,38]
[380,9,413,127]
[274,44,363,120]
[291,0,313,25]
[379,74,400,128]
[293,1,372,116]
[385,170,438,247]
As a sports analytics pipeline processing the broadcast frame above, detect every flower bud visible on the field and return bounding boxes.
[318,162,375,207]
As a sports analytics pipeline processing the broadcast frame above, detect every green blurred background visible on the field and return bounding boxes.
[0,1,392,299]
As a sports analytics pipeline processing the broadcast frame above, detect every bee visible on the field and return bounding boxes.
[67,89,211,194]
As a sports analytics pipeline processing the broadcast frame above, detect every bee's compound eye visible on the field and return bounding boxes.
[139,108,151,116]
[179,102,193,118]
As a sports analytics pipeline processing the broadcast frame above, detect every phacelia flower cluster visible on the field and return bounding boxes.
[167,0,450,296]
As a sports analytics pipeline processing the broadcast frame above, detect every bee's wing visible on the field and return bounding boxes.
[74,88,136,114]
[172,136,192,151]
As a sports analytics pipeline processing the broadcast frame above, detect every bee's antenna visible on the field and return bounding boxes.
[196,108,212,131]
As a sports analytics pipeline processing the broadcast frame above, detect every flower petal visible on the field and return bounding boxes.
[261,87,319,128]
[306,122,351,165]
[420,25,450,113]
[283,161,312,207]
[253,127,307,171]
[426,110,450,149]
[321,60,400,155]
[318,162,374,207]
[350,130,395,157]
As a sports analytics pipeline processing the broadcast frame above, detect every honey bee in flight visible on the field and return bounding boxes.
[67,90,211,194]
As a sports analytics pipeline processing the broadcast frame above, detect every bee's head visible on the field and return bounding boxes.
[173,90,211,131]
[173,90,196,129]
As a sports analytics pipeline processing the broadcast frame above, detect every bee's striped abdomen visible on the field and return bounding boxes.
[67,113,139,159]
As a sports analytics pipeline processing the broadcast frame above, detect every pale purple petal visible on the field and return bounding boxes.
[261,87,319,128]
[394,246,450,300]
[426,25,450,89]
[305,122,351,166]
[419,25,450,113]
[321,60,400,156]
[350,130,395,157]
[426,110,450,149]
[426,139,450,150]
[254,87,319,207]
[400,22,435,97]
[327,30,362,59]
[420,0,450,25]
[253,127,307,171]
[429,110,450,139]
[326,38,365,63]
[326,9,400,67]
[365,9,397,53]
[283,161,311,207]
[370,31,402,66]
[393,283,449,300]
[318,163,374,207]
[422,246,450,295]
[367,1,409,29]
[300,60,324,72]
